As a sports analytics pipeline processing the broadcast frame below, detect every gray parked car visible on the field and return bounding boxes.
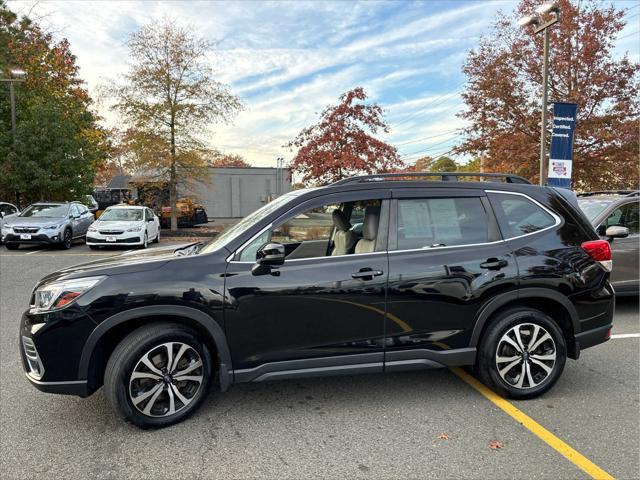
[577,190,639,296]
[1,201,94,250]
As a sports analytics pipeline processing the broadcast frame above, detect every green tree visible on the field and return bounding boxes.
[0,2,107,204]
[107,18,243,230]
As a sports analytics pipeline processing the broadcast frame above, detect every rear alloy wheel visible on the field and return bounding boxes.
[104,323,212,429]
[477,308,566,399]
[61,228,72,249]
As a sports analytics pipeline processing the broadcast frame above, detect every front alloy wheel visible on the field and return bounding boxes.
[129,342,204,417]
[61,228,72,249]
[104,323,212,428]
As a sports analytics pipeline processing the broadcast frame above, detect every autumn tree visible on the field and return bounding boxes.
[108,18,243,230]
[412,155,458,172]
[287,87,402,185]
[456,0,639,189]
[0,3,107,205]
[210,152,251,168]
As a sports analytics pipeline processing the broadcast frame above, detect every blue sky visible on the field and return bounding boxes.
[8,0,640,167]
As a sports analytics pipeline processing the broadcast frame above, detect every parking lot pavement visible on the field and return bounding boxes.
[1,249,638,479]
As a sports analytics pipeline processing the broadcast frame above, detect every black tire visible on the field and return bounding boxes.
[139,232,148,249]
[153,229,160,243]
[60,228,72,249]
[476,307,566,399]
[5,242,19,250]
[104,323,213,429]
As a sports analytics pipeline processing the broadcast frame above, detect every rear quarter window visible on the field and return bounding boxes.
[488,192,557,239]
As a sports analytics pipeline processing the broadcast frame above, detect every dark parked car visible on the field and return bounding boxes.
[2,201,94,249]
[0,201,19,244]
[20,173,615,428]
[577,191,639,296]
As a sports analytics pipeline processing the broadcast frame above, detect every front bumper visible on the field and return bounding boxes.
[86,232,143,245]
[3,231,62,244]
[20,306,95,397]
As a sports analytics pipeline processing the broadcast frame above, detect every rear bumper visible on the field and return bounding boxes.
[575,323,612,351]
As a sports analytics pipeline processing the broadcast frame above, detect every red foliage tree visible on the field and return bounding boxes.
[455,0,639,190]
[286,87,402,185]
[210,153,251,168]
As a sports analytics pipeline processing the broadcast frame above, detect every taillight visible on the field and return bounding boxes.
[581,240,612,272]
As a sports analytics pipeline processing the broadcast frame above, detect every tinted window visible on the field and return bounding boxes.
[396,197,488,250]
[489,192,556,238]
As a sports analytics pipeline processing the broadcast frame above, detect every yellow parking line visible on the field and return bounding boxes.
[451,367,614,480]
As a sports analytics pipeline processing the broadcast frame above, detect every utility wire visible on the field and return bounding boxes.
[394,129,458,147]
[390,82,467,128]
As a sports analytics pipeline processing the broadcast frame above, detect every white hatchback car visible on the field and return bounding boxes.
[86,205,160,249]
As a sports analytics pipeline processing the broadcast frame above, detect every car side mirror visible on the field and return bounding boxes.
[252,243,285,275]
[605,225,629,239]
[147,217,154,222]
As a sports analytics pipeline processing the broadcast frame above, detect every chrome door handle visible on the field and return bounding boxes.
[352,268,384,280]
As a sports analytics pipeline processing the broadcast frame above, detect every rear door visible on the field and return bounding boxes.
[384,188,518,370]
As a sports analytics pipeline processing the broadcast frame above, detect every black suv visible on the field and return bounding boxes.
[20,173,615,428]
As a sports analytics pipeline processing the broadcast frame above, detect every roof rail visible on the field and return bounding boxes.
[331,172,531,186]
[576,190,640,197]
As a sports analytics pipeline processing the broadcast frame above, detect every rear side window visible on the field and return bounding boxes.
[396,197,488,250]
[488,192,556,239]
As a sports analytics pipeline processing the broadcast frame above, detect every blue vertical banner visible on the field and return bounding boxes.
[547,102,578,189]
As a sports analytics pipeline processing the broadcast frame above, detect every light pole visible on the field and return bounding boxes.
[1,68,27,144]
[518,3,560,185]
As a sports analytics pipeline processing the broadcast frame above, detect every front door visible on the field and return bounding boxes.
[598,200,640,293]
[224,190,391,382]
[384,189,518,370]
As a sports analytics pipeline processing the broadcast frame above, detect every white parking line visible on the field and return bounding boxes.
[25,249,43,255]
[611,333,640,339]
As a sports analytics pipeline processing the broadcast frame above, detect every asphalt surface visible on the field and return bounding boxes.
[1,242,638,479]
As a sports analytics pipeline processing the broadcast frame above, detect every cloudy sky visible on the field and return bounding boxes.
[8,0,640,168]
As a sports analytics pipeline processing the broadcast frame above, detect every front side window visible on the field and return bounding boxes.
[599,202,639,235]
[488,192,556,239]
[237,198,382,261]
[396,197,488,250]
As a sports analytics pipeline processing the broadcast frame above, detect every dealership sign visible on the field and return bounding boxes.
[547,102,578,189]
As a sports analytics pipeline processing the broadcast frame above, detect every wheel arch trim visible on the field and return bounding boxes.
[469,288,580,347]
[78,305,232,391]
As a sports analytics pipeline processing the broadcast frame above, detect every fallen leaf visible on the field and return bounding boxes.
[489,441,504,450]
[437,433,450,440]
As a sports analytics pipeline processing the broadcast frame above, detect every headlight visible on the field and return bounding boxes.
[88,226,97,232]
[44,224,61,230]
[30,276,105,313]
[1,224,11,231]
[126,226,143,232]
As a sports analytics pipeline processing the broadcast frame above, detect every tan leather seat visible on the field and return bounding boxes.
[331,210,356,256]
[354,206,380,254]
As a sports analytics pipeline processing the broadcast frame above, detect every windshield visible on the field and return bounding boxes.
[199,193,299,254]
[99,208,143,221]
[20,204,68,218]
[577,199,613,222]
